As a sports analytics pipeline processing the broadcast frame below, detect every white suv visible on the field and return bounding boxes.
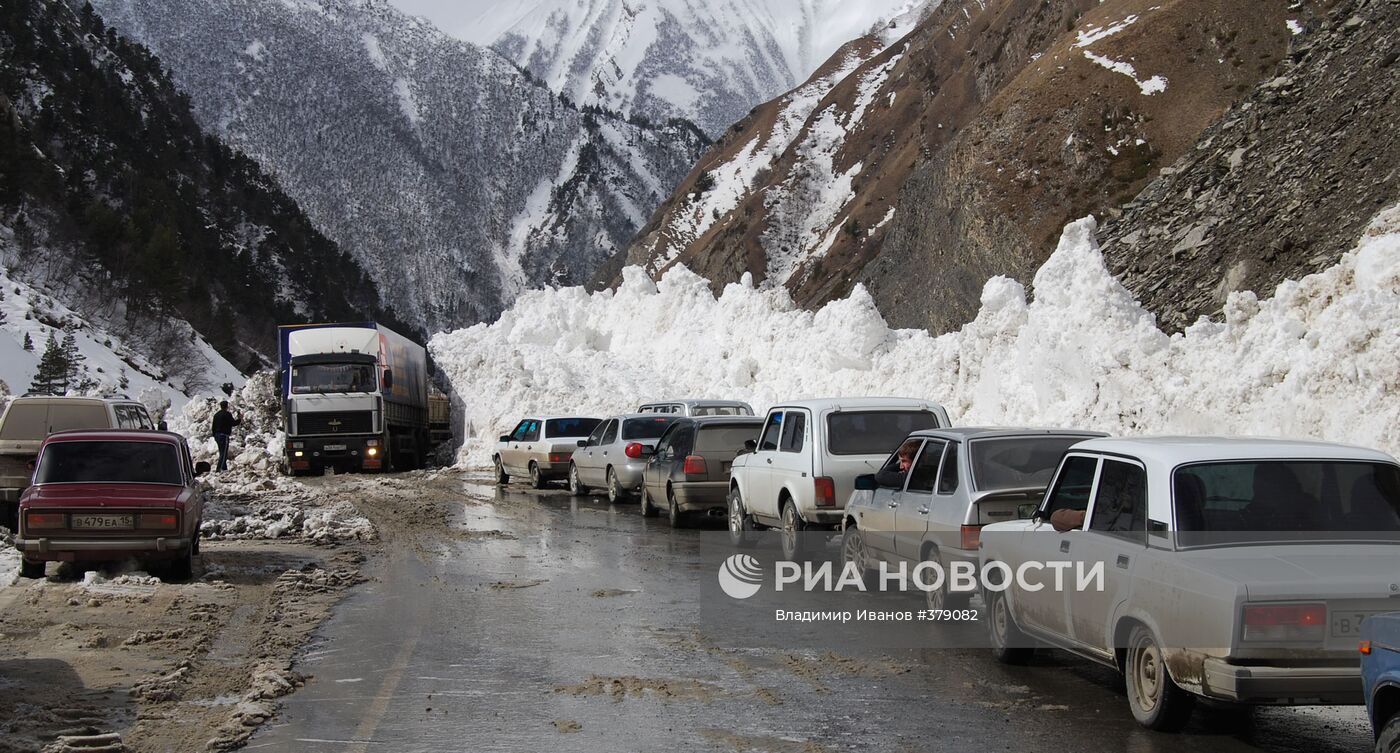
[727,398,950,553]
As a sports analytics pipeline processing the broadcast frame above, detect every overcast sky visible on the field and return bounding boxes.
[388,0,501,41]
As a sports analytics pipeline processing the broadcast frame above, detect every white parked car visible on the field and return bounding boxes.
[638,399,754,417]
[569,414,683,503]
[979,436,1400,731]
[727,398,950,555]
[494,416,602,488]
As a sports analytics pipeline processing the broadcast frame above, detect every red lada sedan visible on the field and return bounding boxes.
[14,430,208,580]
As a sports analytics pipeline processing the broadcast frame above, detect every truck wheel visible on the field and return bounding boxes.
[727,488,757,549]
[568,463,588,496]
[606,467,629,504]
[639,487,659,517]
[1125,624,1196,731]
[988,588,1034,664]
[528,461,545,490]
[494,456,509,485]
[1378,714,1400,753]
[839,526,876,589]
[19,559,45,579]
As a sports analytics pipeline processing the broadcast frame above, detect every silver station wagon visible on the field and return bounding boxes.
[841,428,1105,610]
[979,436,1400,731]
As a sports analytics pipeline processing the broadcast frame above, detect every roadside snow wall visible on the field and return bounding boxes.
[430,205,1400,468]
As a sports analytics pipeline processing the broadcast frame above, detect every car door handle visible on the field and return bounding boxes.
[917,507,929,515]
[766,458,772,464]
[1059,540,1071,553]
[887,501,899,508]
[1116,555,1130,569]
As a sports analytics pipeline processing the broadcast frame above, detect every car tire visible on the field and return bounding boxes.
[19,559,45,579]
[494,456,509,485]
[606,467,628,504]
[987,588,1034,664]
[529,461,545,490]
[1377,714,1400,753]
[640,487,659,518]
[1125,624,1196,731]
[780,501,810,561]
[728,488,757,548]
[923,548,970,613]
[192,522,202,556]
[568,463,589,496]
[839,526,876,590]
[667,488,687,529]
[167,545,194,583]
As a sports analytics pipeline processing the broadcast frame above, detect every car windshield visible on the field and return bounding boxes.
[696,424,761,453]
[1174,460,1400,546]
[546,418,601,438]
[622,417,680,440]
[971,436,1087,492]
[826,411,938,455]
[291,363,375,394]
[35,441,183,485]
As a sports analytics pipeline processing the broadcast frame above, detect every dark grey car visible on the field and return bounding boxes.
[640,416,763,528]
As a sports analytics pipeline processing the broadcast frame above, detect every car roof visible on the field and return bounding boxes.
[524,416,603,422]
[8,396,141,406]
[42,429,183,445]
[691,416,763,425]
[909,427,1109,441]
[767,397,944,411]
[608,413,684,421]
[641,399,751,406]
[1066,436,1397,465]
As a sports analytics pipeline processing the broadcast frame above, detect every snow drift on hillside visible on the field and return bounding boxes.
[431,203,1400,467]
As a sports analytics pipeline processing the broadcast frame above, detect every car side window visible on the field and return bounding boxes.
[509,420,530,442]
[758,412,783,452]
[523,420,541,442]
[654,425,678,456]
[906,440,945,493]
[1043,455,1100,516]
[585,421,608,447]
[133,406,154,430]
[937,443,959,495]
[669,426,696,457]
[779,411,806,453]
[1089,460,1148,537]
[601,420,619,445]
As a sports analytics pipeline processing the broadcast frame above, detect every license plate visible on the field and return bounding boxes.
[323,444,347,452]
[1331,611,1380,637]
[71,514,133,530]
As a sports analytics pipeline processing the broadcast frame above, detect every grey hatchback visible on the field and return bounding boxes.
[640,416,763,527]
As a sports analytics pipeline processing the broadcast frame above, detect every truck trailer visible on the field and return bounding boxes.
[278,322,429,475]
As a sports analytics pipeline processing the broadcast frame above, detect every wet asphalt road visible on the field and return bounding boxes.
[249,474,1374,752]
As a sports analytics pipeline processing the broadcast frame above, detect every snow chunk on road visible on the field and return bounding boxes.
[431,204,1400,469]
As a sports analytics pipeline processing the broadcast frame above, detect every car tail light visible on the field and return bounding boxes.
[683,456,707,476]
[624,442,644,459]
[1360,640,1373,655]
[960,524,983,550]
[814,477,835,508]
[139,513,179,530]
[1242,603,1326,642]
[549,452,571,463]
[26,512,65,530]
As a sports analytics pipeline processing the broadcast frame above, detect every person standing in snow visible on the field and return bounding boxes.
[211,400,242,472]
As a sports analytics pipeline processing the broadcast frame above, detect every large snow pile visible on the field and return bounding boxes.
[431,204,1400,468]
[171,370,285,476]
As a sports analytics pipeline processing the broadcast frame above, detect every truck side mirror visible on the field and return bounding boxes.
[382,369,394,390]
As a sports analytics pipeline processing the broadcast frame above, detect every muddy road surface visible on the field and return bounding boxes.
[242,475,1374,753]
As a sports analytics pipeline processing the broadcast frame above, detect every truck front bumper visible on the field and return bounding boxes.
[288,436,385,472]
[1201,658,1362,705]
[17,536,192,561]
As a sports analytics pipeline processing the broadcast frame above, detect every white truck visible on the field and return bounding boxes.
[727,397,950,557]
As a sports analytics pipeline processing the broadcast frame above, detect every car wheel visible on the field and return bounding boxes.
[1125,624,1196,731]
[1377,714,1400,753]
[780,501,809,561]
[167,545,194,582]
[728,488,756,548]
[19,559,45,579]
[923,548,970,613]
[667,488,687,529]
[192,522,202,556]
[529,461,545,490]
[494,456,509,485]
[639,487,659,517]
[839,526,876,590]
[987,588,1034,664]
[606,467,628,504]
[568,463,589,496]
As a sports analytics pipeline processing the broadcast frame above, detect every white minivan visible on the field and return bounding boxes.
[727,398,950,553]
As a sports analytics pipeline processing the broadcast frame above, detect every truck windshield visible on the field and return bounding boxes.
[35,441,183,485]
[971,436,1087,492]
[1174,461,1400,545]
[291,364,376,394]
[826,411,938,456]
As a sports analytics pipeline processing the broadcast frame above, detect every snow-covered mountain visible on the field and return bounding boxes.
[461,0,930,136]
[91,0,708,335]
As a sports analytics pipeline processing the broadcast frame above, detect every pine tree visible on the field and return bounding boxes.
[61,330,85,386]
[22,332,33,351]
[28,332,70,395]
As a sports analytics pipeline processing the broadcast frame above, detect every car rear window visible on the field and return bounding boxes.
[35,441,182,485]
[696,424,761,454]
[692,405,753,416]
[47,404,111,433]
[622,417,680,440]
[0,403,49,440]
[825,411,938,456]
[546,418,601,438]
[970,436,1087,492]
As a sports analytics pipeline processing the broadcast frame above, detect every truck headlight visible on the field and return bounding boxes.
[366,447,379,457]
